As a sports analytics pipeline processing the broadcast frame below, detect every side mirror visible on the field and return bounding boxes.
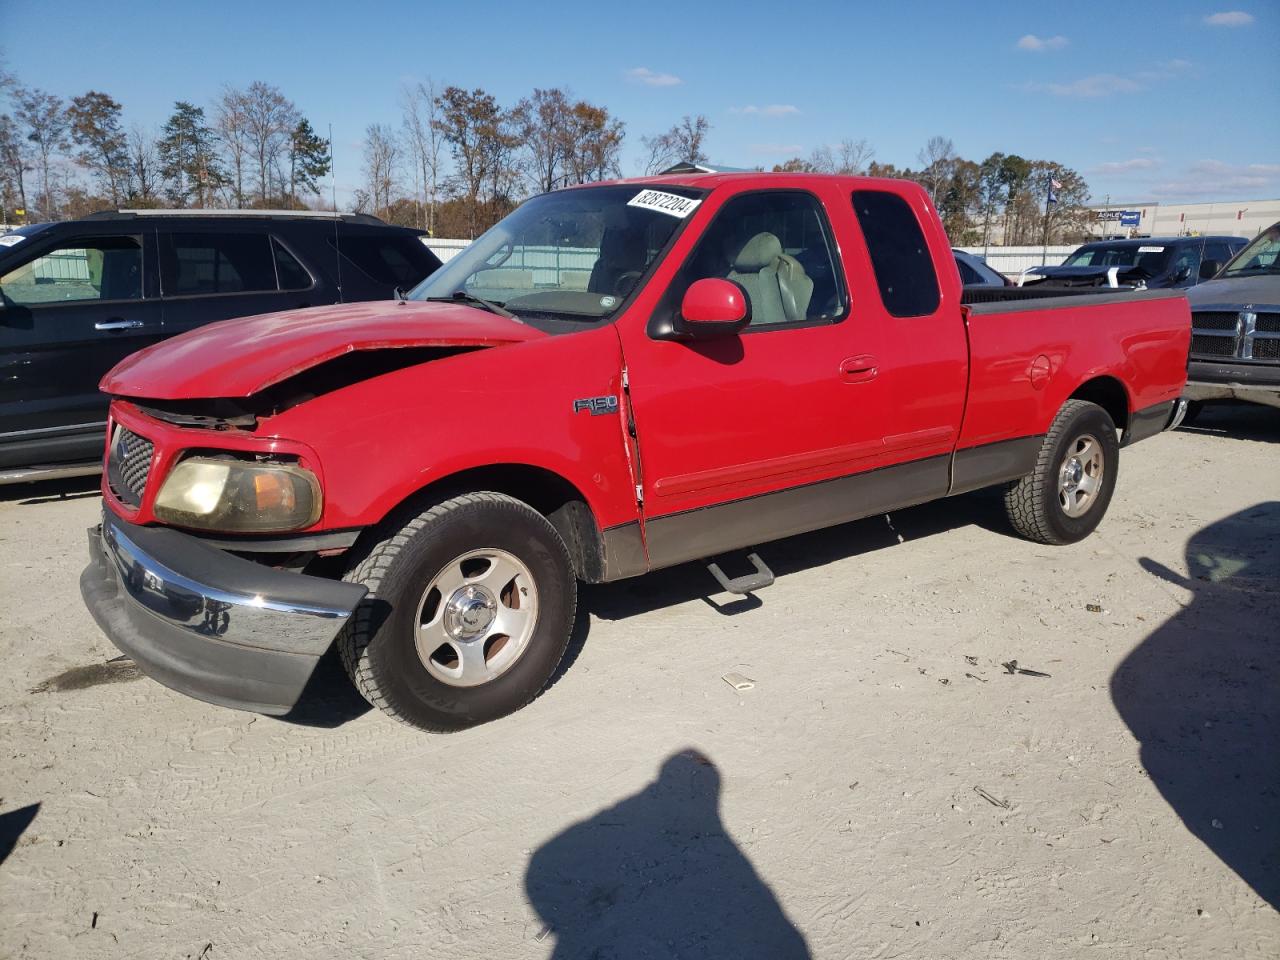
[677,278,749,339]
[1199,259,1223,280]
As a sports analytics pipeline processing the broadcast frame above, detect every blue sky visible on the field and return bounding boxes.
[2,0,1277,206]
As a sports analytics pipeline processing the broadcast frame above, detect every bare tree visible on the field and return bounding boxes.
[125,126,161,204]
[401,79,445,233]
[917,135,956,203]
[433,86,506,238]
[836,138,875,174]
[241,81,298,204]
[362,122,399,219]
[14,87,69,219]
[0,114,30,220]
[215,87,250,205]
[515,87,571,193]
[563,100,624,183]
[641,115,710,174]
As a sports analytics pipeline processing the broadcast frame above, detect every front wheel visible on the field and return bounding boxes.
[1004,399,1120,545]
[337,492,577,732]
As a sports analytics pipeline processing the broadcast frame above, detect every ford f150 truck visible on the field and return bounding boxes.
[80,172,1191,731]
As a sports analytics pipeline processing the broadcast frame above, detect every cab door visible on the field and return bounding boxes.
[617,184,934,570]
[0,226,162,466]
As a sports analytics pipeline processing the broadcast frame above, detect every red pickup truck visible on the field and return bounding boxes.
[81,173,1190,731]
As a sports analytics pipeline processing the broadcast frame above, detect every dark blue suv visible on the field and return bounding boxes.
[0,210,441,482]
[1025,235,1247,290]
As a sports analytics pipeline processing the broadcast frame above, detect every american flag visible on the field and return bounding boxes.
[1047,178,1063,204]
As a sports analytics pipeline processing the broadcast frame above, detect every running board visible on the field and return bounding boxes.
[707,553,775,595]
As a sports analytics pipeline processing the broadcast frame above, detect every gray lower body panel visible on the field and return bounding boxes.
[81,510,367,715]
[643,454,952,572]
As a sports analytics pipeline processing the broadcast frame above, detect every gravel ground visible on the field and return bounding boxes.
[1,404,1277,959]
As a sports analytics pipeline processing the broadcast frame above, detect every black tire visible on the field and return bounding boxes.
[1004,400,1120,545]
[337,492,577,732]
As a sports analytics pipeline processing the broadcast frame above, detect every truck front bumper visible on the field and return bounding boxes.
[1185,360,1280,410]
[80,510,367,715]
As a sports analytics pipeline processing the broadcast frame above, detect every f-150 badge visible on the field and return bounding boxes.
[573,396,619,416]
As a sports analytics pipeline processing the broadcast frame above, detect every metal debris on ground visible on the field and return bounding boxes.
[534,925,553,943]
[964,655,978,666]
[1086,603,1103,613]
[722,672,755,691]
[964,672,988,683]
[973,786,1010,809]
[1001,659,1051,677]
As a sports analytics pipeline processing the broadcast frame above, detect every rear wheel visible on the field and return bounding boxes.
[337,492,577,732]
[1004,400,1120,545]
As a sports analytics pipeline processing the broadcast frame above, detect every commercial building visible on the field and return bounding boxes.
[1087,198,1279,239]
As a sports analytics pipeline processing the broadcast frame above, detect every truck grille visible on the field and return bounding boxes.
[1190,334,1237,357]
[1191,311,1239,331]
[1258,312,1280,333]
[1255,338,1280,360]
[107,426,155,507]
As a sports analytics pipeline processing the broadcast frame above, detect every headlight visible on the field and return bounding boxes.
[153,456,322,533]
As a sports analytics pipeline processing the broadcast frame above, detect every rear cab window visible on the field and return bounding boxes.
[851,190,940,317]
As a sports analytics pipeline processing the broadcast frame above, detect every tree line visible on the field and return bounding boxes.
[773,136,1093,245]
[2,53,1092,245]
[0,66,331,221]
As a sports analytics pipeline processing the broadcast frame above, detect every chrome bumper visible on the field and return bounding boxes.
[81,510,366,715]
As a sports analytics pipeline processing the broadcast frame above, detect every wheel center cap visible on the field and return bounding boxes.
[1063,458,1083,489]
[444,585,497,640]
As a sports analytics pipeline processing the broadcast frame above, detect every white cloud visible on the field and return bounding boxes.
[1204,11,1254,26]
[730,104,800,117]
[1027,59,1191,98]
[1093,158,1162,174]
[748,143,804,156]
[1041,73,1143,97]
[1017,34,1069,51]
[1150,159,1280,199]
[625,67,682,87]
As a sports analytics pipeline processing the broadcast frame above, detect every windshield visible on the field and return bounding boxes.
[410,184,705,324]
[1220,224,1280,277]
[1063,243,1172,273]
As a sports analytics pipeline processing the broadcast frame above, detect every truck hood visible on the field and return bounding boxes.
[101,301,546,400]
[1185,273,1280,308]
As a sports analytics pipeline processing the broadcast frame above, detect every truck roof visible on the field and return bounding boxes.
[566,171,917,193]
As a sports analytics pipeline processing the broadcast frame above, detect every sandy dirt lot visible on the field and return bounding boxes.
[1,405,1277,959]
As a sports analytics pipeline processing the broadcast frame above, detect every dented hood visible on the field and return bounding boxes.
[101,300,546,400]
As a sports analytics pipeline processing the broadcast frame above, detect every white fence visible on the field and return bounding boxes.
[425,238,1078,281]
[955,245,1075,277]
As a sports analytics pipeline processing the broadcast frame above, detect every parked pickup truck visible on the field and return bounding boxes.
[80,172,1191,731]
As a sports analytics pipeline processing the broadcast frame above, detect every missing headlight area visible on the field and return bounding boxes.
[134,345,483,428]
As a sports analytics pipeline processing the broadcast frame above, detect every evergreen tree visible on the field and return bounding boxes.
[157,101,224,207]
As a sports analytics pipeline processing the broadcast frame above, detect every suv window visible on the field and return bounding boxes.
[672,190,845,328]
[0,235,143,307]
[166,233,278,295]
[852,191,940,317]
[272,238,312,291]
[328,234,439,288]
[956,259,983,285]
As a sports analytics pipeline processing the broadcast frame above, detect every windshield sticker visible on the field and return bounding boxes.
[1138,246,1165,253]
[628,189,701,219]
[0,234,25,247]
[599,295,618,309]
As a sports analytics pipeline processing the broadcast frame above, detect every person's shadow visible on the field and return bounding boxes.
[526,750,811,959]
[1112,502,1279,908]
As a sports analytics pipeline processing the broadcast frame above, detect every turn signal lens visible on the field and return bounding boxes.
[154,457,322,532]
